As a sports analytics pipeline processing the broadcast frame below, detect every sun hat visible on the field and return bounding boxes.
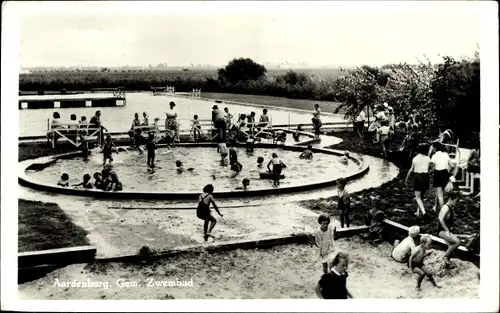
[408,226,420,238]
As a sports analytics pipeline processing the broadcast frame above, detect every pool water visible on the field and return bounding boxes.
[27,147,361,192]
[19,92,344,137]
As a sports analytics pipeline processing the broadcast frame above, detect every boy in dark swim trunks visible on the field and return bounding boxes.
[146,132,156,169]
[409,235,441,291]
[229,140,243,172]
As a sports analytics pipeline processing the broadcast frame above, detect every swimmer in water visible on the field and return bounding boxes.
[409,235,441,291]
[72,173,93,189]
[57,173,69,187]
[300,145,314,159]
[340,152,349,165]
[257,156,264,168]
[235,178,250,190]
[176,160,193,173]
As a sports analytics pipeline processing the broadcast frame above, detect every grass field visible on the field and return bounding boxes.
[18,199,90,252]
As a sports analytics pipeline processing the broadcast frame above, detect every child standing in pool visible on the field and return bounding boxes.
[146,132,156,169]
[267,153,286,186]
[218,142,229,163]
[229,140,243,172]
[79,130,89,161]
[409,235,441,291]
[315,213,337,274]
[293,125,302,142]
[337,178,351,228]
[102,134,117,167]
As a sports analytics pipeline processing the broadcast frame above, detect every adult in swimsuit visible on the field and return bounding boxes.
[438,191,460,266]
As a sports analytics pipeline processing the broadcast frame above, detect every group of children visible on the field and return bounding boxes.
[56,165,123,192]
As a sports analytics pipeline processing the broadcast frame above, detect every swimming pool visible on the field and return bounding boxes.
[18,92,345,137]
[26,146,360,193]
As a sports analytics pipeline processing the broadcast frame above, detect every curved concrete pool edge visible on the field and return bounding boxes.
[19,141,368,201]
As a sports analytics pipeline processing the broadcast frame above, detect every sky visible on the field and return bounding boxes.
[13,1,483,68]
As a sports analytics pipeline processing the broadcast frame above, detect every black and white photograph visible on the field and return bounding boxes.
[1,1,498,311]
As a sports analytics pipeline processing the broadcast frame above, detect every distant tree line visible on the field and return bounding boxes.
[20,55,480,144]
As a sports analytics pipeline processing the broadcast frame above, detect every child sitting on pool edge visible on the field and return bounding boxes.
[72,173,93,189]
[57,173,69,187]
[93,172,102,190]
[300,145,314,159]
[409,235,441,291]
[235,178,251,190]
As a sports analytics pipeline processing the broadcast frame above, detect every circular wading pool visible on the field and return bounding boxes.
[20,143,368,199]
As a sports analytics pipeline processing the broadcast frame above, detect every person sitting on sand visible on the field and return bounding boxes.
[257,156,264,168]
[267,152,286,186]
[293,125,302,142]
[315,252,354,299]
[362,207,386,246]
[315,213,337,274]
[93,172,103,190]
[438,191,461,267]
[409,235,441,291]
[235,178,251,190]
[196,184,223,241]
[391,226,420,263]
[57,173,69,187]
[72,173,93,189]
[300,145,314,159]
[339,152,349,165]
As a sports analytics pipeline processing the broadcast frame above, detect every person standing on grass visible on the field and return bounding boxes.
[430,141,454,212]
[315,252,354,299]
[312,104,322,138]
[437,191,461,267]
[196,184,223,241]
[405,143,431,216]
[354,106,366,141]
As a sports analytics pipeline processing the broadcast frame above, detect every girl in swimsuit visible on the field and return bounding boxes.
[196,184,223,241]
[409,235,441,291]
[438,191,460,267]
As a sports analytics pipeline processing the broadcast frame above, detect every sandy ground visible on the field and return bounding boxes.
[18,237,479,299]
